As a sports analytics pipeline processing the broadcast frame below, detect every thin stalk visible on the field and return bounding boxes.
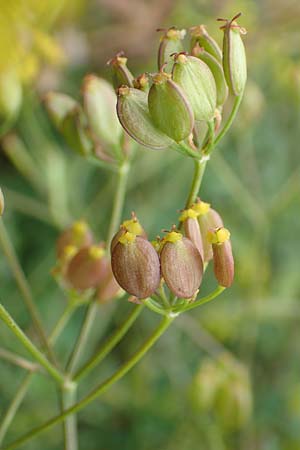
[74,304,144,382]
[0,348,40,372]
[3,315,174,450]
[0,373,34,446]
[176,286,225,313]
[0,219,56,363]
[0,303,65,386]
[214,94,243,147]
[49,302,77,345]
[184,159,207,208]
[143,299,167,316]
[61,383,78,450]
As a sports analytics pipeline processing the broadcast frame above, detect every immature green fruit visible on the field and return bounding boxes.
[0,70,22,122]
[66,244,106,291]
[111,234,161,298]
[56,220,93,260]
[172,53,216,122]
[192,44,228,107]
[108,52,134,90]
[160,231,203,299]
[157,27,186,72]
[133,73,150,93]
[148,72,194,142]
[44,92,77,129]
[0,187,4,216]
[190,25,222,62]
[179,208,204,261]
[117,86,173,150]
[196,203,223,262]
[207,227,234,287]
[219,13,247,96]
[82,74,122,147]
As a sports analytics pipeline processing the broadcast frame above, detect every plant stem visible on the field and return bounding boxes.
[176,286,225,313]
[61,383,78,450]
[0,348,41,372]
[184,159,207,209]
[0,219,56,363]
[49,302,77,345]
[65,300,98,375]
[0,303,65,386]
[74,304,143,382]
[0,373,34,446]
[4,315,174,450]
[214,94,243,147]
[106,160,130,245]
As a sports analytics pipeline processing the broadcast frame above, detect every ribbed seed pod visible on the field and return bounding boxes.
[172,53,216,122]
[110,214,147,254]
[66,244,106,291]
[179,208,204,261]
[96,258,122,303]
[148,72,194,142]
[108,52,134,91]
[133,73,150,93]
[197,205,223,262]
[157,27,186,72]
[160,231,203,298]
[219,13,247,96]
[192,44,228,107]
[117,86,173,150]
[207,227,234,287]
[82,74,122,147]
[190,25,222,62]
[56,220,93,260]
[0,187,4,216]
[111,233,161,298]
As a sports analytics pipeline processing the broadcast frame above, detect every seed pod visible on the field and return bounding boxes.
[82,74,122,147]
[117,86,173,150]
[207,227,234,287]
[219,13,247,96]
[0,187,4,216]
[66,244,106,291]
[61,105,93,156]
[56,220,93,260]
[110,214,147,254]
[160,231,203,298]
[44,92,77,129]
[148,72,194,142]
[97,258,123,303]
[197,205,223,262]
[172,53,216,122]
[179,208,204,261]
[192,44,228,107]
[190,25,222,62]
[107,52,134,90]
[0,70,22,121]
[133,73,150,93]
[111,233,161,298]
[157,27,186,72]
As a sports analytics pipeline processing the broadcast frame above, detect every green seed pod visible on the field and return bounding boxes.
[82,74,122,147]
[107,52,134,91]
[219,13,247,96]
[117,86,173,150]
[157,27,186,72]
[133,73,150,93]
[207,227,234,287]
[96,257,123,303]
[110,213,147,254]
[190,25,222,62]
[172,53,216,122]
[0,70,22,122]
[44,92,77,129]
[56,220,94,260]
[111,233,161,298]
[192,44,228,107]
[195,202,223,262]
[160,231,203,299]
[148,72,194,142]
[66,244,106,291]
[0,187,4,216]
[179,208,204,261]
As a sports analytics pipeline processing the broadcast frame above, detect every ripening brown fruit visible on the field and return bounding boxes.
[66,244,106,291]
[160,231,203,298]
[198,206,223,262]
[97,258,122,303]
[111,233,160,298]
[179,208,204,261]
[56,220,93,259]
[207,227,234,287]
[110,214,147,254]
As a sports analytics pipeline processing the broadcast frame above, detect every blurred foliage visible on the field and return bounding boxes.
[0,0,300,449]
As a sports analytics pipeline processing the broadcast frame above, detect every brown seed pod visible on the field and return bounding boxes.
[96,258,122,303]
[111,234,160,298]
[56,221,93,260]
[207,228,234,287]
[198,208,223,262]
[110,214,147,254]
[179,208,204,261]
[160,231,203,299]
[66,244,106,291]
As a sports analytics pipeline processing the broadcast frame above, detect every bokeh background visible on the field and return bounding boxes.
[0,0,300,449]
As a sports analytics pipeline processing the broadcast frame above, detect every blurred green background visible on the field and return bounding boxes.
[0,0,300,449]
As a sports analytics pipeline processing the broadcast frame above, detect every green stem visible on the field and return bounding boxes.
[214,94,243,147]
[143,299,168,316]
[0,347,41,372]
[0,303,65,386]
[176,286,225,313]
[0,373,34,446]
[49,302,77,345]
[184,159,207,209]
[65,300,98,375]
[61,383,78,450]
[0,219,56,363]
[74,304,143,382]
[3,316,174,450]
